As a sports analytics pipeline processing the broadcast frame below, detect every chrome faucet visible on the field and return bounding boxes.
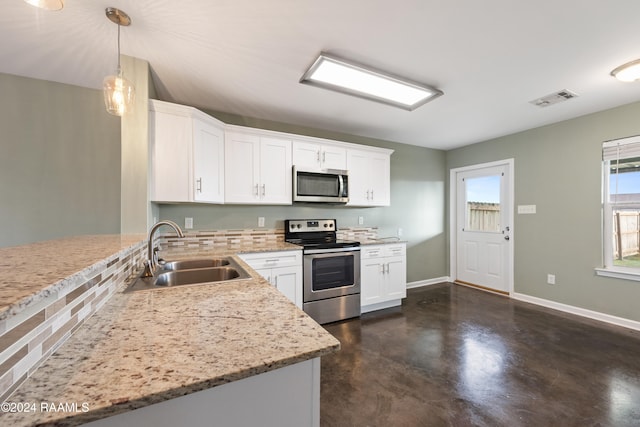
[142,220,185,277]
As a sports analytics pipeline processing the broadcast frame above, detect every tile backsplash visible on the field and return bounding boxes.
[0,242,146,401]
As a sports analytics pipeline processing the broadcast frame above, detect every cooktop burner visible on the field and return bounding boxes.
[284,219,360,250]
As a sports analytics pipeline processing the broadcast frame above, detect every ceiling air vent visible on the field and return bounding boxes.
[529,89,579,108]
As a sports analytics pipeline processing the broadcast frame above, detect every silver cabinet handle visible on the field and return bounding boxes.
[317,150,321,162]
[261,184,266,196]
[196,178,202,193]
[254,184,259,196]
[370,189,374,200]
[274,276,278,286]
[366,190,370,200]
[322,151,326,163]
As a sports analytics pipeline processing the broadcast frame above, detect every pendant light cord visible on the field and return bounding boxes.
[116,22,121,75]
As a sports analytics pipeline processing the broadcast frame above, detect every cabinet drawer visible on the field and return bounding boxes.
[383,244,406,257]
[239,251,302,269]
[361,245,385,259]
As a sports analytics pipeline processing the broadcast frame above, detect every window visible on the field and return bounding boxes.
[465,175,502,232]
[602,136,640,275]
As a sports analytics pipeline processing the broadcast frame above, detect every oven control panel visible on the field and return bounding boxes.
[286,219,336,232]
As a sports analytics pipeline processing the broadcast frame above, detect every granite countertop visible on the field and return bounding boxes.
[0,234,145,321]
[2,245,339,426]
[358,237,406,245]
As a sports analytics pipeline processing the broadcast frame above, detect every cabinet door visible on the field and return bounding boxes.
[369,152,390,206]
[361,259,384,306]
[346,150,371,206]
[273,265,302,308]
[150,110,191,202]
[260,137,292,204]
[385,256,407,300]
[225,132,260,203]
[321,145,347,170]
[193,118,224,203]
[254,267,273,284]
[292,141,321,169]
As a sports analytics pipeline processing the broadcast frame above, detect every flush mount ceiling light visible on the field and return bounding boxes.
[23,0,63,11]
[300,53,443,111]
[611,59,640,82]
[103,7,135,116]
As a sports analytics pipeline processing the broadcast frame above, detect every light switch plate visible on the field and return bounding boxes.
[258,217,265,227]
[518,205,536,214]
[185,217,193,229]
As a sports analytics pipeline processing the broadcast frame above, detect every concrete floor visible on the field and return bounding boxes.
[320,283,640,427]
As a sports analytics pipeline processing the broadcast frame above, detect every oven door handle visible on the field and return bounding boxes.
[304,247,360,255]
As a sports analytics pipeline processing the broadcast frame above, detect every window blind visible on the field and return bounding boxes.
[602,135,640,161]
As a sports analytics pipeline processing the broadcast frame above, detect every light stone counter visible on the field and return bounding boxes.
[1,244,339,426]
[0,234,145,321]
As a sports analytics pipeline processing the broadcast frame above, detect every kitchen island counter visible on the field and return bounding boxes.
[1,244,339,426]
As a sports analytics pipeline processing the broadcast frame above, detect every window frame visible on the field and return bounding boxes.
[597,135,640,281]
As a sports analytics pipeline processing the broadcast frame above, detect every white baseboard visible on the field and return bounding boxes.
[407,277,450,289]
[512,292,640,332]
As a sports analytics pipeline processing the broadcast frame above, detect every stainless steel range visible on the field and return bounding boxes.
[285,219,361,324]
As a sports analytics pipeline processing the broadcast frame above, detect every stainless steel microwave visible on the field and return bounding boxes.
[293,166,349,203]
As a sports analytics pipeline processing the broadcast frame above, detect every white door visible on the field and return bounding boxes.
[453,161,513,294]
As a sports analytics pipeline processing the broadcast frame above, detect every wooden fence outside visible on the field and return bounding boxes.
[467,202,501,232]
[613,210,640,259]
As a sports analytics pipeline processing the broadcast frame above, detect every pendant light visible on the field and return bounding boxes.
[23,0,63,11]
[103,7,135,116]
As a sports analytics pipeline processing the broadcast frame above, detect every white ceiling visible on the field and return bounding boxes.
[3,0,640,150]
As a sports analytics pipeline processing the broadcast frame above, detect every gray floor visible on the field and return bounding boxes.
[320,283,640,427]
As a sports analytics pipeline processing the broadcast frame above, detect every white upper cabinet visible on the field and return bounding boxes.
[292,140,347,170]
[149,100,225,204]
[347,149,391,206]
[225,128,292,204]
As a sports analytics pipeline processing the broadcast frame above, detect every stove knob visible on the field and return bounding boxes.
[329,223,334,228]
[324,224,328,228]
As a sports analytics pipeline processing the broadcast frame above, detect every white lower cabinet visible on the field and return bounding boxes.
[239,251,302,308]
[360,243,407,313]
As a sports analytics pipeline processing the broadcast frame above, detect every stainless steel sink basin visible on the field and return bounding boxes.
[154,267,243,287]
[159,258,230,271]
[126,256,251,292]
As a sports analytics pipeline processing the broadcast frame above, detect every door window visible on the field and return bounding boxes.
[465,175,501,232]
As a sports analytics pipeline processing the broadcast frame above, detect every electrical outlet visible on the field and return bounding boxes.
[547,274,556,285]
[185,217,193,229]
[358,216,364,225]
[397,228,403,237]
[258,217,265,227]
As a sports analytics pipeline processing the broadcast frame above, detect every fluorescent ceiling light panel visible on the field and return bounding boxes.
[300,53,443,111]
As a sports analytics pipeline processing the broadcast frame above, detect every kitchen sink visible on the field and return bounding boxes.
[154,267,244,287]
[159,258,230,271]
[126,256,251,292]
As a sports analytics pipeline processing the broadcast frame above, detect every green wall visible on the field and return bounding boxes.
[157,113,447,284]
[446,100,640,322]
[0,73,121,247]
